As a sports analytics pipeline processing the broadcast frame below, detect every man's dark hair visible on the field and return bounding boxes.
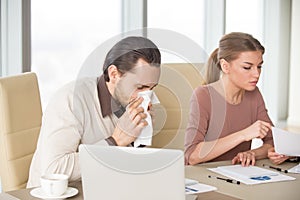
[103,36,161,82]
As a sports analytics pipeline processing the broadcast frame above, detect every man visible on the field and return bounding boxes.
[27,36,161,188]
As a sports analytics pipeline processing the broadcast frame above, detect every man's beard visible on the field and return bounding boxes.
[113,86,128,108]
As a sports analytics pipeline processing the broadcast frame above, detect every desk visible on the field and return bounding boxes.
[4,159,298,200]
[4,181,237,200]
[4,181,83,200]
[186,159,300,200]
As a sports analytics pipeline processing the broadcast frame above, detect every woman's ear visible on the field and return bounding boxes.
[107,65,121,83]
[220,58,230,74]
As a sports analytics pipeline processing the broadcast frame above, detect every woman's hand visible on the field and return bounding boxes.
[268,147,290,165]
[240,120,272,141]
[232,151,256,166]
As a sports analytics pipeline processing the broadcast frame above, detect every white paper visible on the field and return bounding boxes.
[217,165,279,178]
[209,165,296,185]
[134,91,160,147]
[185,183,217,194]
[288,163,300,174]
[272,127,300,156]
[185,178,199,186]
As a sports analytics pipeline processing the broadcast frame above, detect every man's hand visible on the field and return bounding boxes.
[111,97,148,146]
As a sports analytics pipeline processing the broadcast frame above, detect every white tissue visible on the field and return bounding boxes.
[134,90,160,147]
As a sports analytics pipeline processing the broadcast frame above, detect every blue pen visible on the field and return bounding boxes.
[185,187,198,192]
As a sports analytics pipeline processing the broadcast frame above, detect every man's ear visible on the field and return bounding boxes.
[107,65,121,83]
[220,58,230,74]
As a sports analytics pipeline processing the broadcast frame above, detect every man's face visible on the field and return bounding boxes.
[113,58,161,107]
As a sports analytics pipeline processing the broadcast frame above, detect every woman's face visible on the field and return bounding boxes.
[226,51,263,91]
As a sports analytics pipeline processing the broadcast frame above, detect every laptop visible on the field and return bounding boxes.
[79,145,185,200]
[272,127,300,156]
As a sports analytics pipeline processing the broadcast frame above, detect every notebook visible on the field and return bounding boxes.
[272,127,300,156]
[79,145,185,200]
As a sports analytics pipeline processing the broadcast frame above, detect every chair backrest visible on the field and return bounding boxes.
[152,63,204,150]
[0,72,42,192]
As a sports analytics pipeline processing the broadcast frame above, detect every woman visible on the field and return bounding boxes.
[185,32,273,166]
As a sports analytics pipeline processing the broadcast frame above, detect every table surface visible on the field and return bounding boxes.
[185,159,300,200]
[5,181,238,200]
[5,159,299,200]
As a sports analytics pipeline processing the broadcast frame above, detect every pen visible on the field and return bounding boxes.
[262,164,288,173]
[185,186,199,192]
[208,175,240,185]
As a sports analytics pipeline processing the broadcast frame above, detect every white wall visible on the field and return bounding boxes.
[288,0,300,127]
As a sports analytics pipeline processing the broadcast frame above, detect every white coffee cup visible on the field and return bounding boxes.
[40,174,69,197]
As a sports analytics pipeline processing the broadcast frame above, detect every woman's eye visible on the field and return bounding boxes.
[257,65,262,69]
[243,67,251,70]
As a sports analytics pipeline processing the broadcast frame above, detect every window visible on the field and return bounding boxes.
[225,0,263,41]
[148,0,205,63]
[31,0,121,108]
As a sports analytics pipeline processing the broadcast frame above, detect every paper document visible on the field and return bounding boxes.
[209,165,295,185]
[185,178,199,186]
[185,183,217,194]
[272,127,300,156]
[184,178,217,194]
[288,164,300,174]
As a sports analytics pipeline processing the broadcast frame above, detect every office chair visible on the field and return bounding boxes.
[0,72,42,192]
[152,63,204,150]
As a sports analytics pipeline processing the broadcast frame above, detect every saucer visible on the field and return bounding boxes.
[30,187,78,199]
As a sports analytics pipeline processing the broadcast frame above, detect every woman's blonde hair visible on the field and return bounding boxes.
[204,32,265,84]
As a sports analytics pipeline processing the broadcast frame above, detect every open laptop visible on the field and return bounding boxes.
[79,145,186,200]
[272,127,300,156]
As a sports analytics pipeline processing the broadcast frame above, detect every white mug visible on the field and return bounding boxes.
[40,174,69,197]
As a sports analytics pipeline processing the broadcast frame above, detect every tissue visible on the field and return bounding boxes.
[134,90,160,147]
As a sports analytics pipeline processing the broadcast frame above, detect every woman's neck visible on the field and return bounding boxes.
[214,77,245,105]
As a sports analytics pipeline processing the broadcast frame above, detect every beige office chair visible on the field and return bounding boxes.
[0,72,42,192]
[152,63,204,150]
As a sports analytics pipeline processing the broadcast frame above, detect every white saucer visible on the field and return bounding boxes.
[30,187,78,199]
